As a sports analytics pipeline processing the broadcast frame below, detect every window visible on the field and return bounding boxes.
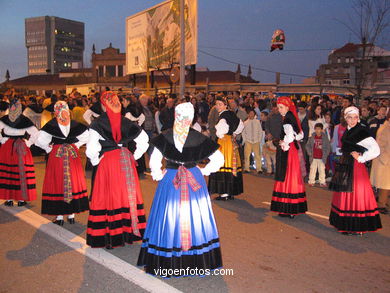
[325,69,330,74]
[350,58,354,63]
[106,65,116,77]
[346,58,350,63]
[98,66,104,77]
[118,65,123,77]
[343,79,350,84]
[337,58,341,63]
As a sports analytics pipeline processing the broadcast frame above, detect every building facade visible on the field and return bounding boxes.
[316,43,390,87]
[91,43,127,83]
[25,16,84,75]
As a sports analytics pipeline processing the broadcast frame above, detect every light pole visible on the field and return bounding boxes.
[179,0,185,99]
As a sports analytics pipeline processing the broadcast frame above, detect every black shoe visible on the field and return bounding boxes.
[342,231,363,236]
[105,245,113,250]
[257,171,263,175]
[215,196,229,201]
[4,200,13,207]
[244,170,250,174]
[278,213,294,218]
[378,207,389,215]
[228,195,234,200]
[67,218,75,224]
[52,219,64,226]
[17,201,27,207]
[341,232,352,235]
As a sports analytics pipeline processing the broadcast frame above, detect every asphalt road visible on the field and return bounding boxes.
[1,154,389,293]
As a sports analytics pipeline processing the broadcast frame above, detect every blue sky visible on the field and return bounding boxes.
[1,0,388,83]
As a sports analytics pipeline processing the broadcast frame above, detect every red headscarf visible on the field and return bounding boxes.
[101,91,122,143]
[277,96,302,132]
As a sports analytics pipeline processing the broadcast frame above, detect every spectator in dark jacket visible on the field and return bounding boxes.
[369,105,387,139]
[264,102,282,142]
[159,98,175,131]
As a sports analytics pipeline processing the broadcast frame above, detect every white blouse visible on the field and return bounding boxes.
[280,124,304,151]
[83,109,100,125]
[215,116,244,139]
[356,137,380,163]
[125,112,145,126]
[85,128,149,166]
[35,125,90,154]
[149,147,224,181]
[0,120,38,147]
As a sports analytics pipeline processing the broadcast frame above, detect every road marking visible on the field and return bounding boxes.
[0,201,182,293]
[261,201,329,220]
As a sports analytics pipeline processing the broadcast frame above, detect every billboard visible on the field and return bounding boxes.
[126,0,197,75]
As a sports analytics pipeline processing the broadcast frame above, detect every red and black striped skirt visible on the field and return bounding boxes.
[329,160,382,233]
[41,144,89,215]
[0,138,37,201]
[87,149,146,248]
[271,143,307,215]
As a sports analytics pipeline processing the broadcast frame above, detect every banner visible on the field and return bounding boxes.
[126,0,197,75]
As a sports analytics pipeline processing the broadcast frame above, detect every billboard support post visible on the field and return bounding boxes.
[179,0,185,99]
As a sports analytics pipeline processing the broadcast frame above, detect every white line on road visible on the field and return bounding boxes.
[261,201,329,220]
[0,201,182,293]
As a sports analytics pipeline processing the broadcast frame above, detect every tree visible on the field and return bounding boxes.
[339,0,390,101]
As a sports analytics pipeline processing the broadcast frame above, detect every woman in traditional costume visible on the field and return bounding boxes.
[86,91,149,249]
[329,106,381,234]
[138,102,224,277]
[0,98,38,206]
[208,97,244,200]
[271,96,307,218]
[35,101,89,225]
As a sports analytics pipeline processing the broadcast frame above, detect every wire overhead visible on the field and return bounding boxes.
[199,49,313,78]
[199,45,333,52]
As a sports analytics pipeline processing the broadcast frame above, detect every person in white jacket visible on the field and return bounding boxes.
[242,109,263,174]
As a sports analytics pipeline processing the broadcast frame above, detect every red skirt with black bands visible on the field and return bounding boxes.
[0,139,37,201]
[329,160,382,233]
[41,144,89,215]
[87,149,146,248]
[271,143,307,215]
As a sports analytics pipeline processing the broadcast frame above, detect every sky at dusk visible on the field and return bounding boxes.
[1,0,389,84]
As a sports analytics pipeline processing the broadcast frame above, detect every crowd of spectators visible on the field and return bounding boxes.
[0,88,389,213]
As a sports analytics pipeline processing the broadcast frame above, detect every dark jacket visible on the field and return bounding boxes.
[305,132,331,164]
[265,112,282,139]
[368,116,386,139]
[300,115,309,143]
[159,106,175,131]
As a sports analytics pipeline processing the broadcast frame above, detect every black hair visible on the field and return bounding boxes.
[0,101,9,111]
[246,107,255,114]
[261,111,269,117]
[215,96,228,105]
[298,101,307,108]
[343,96,353,103]
[314,122,324,129]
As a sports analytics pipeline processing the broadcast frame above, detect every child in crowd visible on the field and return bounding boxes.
[242,109,263,174]
[306,123,331,187]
